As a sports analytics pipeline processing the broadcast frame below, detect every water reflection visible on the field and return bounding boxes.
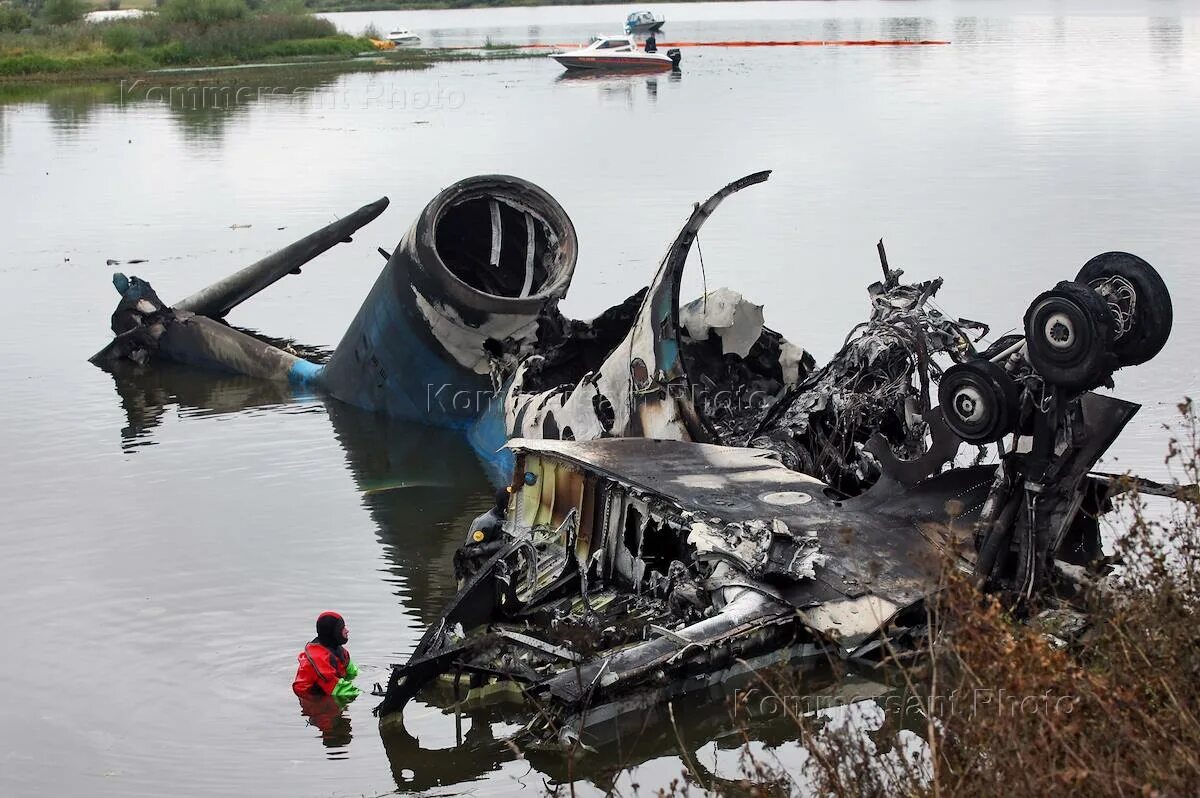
[45,87,117,134]
[106,361,299,451]
[882,16,936,41]
[1148,17,1183,65]
[103,361,491,620]
[381,706,517,792]
[422,28,451,48]
[554,70,679,107]
[124,71,347,143]
[377,665,913,793]
[325,400,491,621]
[297,694,355,751]
[1051,15,1068,44]
[882,16,937,68]
[0,83,119,137]
[0,69,364,143]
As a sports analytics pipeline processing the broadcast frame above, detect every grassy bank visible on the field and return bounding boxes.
[0,0,418,81]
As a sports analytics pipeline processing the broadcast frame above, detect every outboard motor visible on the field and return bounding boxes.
[320,176,578,426]
[667,48,682,69]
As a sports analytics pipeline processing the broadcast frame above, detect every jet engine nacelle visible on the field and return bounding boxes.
[319,175,578,426]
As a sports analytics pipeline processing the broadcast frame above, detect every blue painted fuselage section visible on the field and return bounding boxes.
[282,253,515,484]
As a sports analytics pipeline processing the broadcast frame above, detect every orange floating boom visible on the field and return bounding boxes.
[660,39,950,47]
[517,39,950,49]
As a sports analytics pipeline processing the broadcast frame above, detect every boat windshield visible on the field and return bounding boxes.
[596,38,632,49]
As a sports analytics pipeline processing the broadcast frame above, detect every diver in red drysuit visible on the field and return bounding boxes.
[292,611,360,698]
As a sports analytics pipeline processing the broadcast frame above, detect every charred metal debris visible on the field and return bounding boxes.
[91,172,1191,744]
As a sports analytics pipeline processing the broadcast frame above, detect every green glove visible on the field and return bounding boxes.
[331,659,360,699]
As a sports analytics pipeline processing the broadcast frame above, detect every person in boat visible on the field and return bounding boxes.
[453,488,510,582]
[645,34,658,53]
[292,611,360,698]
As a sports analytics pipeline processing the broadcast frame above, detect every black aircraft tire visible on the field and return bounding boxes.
[1023,281,1118,393]
[939,360,1019,444]
[1075,251,1172,367]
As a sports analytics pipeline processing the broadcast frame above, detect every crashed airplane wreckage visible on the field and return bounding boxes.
[93,171,1186,743]
[92,172,813,481]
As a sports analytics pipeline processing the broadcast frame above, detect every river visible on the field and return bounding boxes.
[1,1,1197,795]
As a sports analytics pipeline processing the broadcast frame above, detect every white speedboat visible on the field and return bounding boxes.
[551,35,680,72]
[625,10,665,34]
[386,28,421,45]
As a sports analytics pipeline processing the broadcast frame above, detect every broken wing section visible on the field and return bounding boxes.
[90,198,390,381]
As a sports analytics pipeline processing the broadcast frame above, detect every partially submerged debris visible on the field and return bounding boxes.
[372,380,1170,743]
[89,197,389,377]
[750,256,988,494]
[89,171,1191,746]
[179,198,389,320]
[373,435,989,742]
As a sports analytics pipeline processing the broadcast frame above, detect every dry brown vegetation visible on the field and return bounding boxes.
[668,399,1200,798]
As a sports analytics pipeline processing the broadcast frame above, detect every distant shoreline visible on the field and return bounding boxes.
[0,48,549,84]
[0,48,545,86]
[312,0,727,12]
[0,0,548,87]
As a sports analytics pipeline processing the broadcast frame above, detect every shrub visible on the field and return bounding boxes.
[0,49,148,74]
[254,35,360,58]
[2,0,361,74]
[146,40,186,63]
[133,14,338,63]
[101,22,157,52]
[41,0,86,25]
[159,0,247,26]
[0,4,33,32]
[261,0,306,14]
[102,25,136,51]
[0,52,62,74]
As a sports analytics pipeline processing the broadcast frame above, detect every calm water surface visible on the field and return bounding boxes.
[1,1,1198,795]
